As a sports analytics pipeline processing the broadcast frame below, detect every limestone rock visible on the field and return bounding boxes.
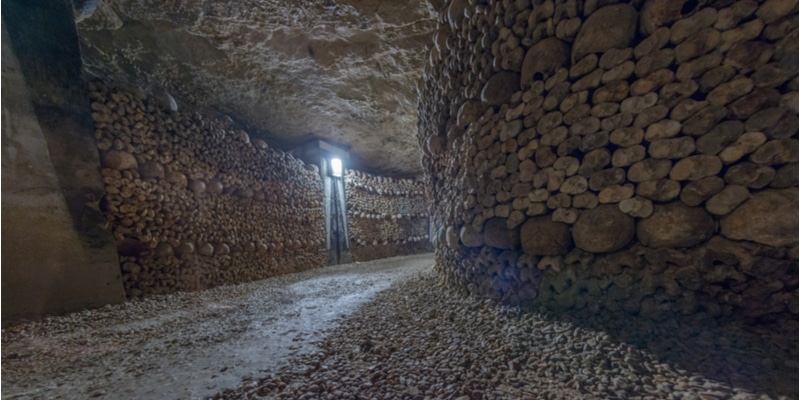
[756,0,799,24]
[198,243,215,257]
[715,1,758,31]
[705,185,749,215]
[719,132,767,164]
[635,27,670,58]
[560,176,589,194]
[696,121,744,155]
[648,137,696,159]
[631,68,675,95]
[457,100,483,128]
[681,105,727,136]
[570,54,598,78]
[675,53,723,82]
[639,0,692,35]
[635,48,675,78]
[771,164,799,188]
[627,159,673,182]
[572,4,638,62]
[706,77,754,106]
[611,145,646,167]
[670,8,718,44]
[572,205,635,253]
[102,150,138,170]
[680,176,725,206]
[139,161,165,179]
[750,139,799,165]
[167,171,188,188]
[589,168,626,191]
[724,162,776,189]
[521,38,570,87]
[621,93,658,115]
[482,72,521,106]
[206,178,224,195]
[670,99,708,122]
[619,196,655,218]
[573,192,599,209]
[636,179,681,202]
[445,226,459,249]
[725,41,775,73]
[599,48,633,70]
[721,189,799,247]
[644,119,681,141]
[188,179,207,195]
[637,203,715,248]
[674,28,721,63]
[598,184,635,203]
[484,218,521,250]
[633,105,669,128]
[578,149,612,176]
[593,80,630,103]
[552,208,580,224]
[520,217,572,256]
[609,127,644,148]
[670,155,723,181]
[446,0,468,29]
[729,88,781,119]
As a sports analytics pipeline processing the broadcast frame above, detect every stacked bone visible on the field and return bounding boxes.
[419,0,798,323]
[90,80,326,297]
[345,170,432,261]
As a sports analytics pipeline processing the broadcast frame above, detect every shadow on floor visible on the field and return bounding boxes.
[538,307,799,398]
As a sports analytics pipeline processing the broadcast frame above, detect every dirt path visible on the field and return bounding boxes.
[1,254,434,400]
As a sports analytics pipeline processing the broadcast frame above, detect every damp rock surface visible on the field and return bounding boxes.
[1,254,432,400]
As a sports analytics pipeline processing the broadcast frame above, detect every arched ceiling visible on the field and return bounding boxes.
[77,0,441,177]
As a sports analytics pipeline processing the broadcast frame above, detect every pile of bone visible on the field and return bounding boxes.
[89,80,327,297]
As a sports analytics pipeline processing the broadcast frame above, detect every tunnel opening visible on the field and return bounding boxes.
[2,0,798,398]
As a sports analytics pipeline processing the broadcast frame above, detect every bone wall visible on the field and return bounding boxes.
[345,170,432,261]
[89,80,326,297]
[419,0,798,325]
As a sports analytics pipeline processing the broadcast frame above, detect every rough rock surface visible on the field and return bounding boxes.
[216,268,798,400]
[637,203,715,248]
[520,217,571,256]
[572,205,635,253]
[720,188,799,247]
[77,0,439,176]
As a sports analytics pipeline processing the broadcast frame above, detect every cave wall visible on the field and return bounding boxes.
[345,170,432,261]
[1,1,125,321]
[419,0,798,324]
[89,80,326,297]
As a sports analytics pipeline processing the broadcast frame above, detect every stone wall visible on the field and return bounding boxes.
[2,0,125,322]
[89,80,326,297]
[345,170,432,261]
[419,0,798,325]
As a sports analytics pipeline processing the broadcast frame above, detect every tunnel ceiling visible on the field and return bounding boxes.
[76,0,441,177]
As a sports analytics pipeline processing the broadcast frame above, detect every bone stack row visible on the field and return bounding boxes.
[418,0,798,324]
[345,170,432,261]
[89,80,326,297]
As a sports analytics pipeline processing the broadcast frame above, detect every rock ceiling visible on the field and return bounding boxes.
[77,0,440,176]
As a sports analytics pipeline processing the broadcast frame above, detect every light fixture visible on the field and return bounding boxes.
[330,157,343,177]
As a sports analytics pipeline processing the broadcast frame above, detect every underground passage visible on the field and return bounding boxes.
[1,0,798,398]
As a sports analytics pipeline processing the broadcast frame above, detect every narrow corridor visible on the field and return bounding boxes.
[2,255,433,399]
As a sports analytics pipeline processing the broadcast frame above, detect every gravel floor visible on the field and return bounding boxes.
[1,254,433,400]
[215,268,797,400]
[3,253,796,400]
